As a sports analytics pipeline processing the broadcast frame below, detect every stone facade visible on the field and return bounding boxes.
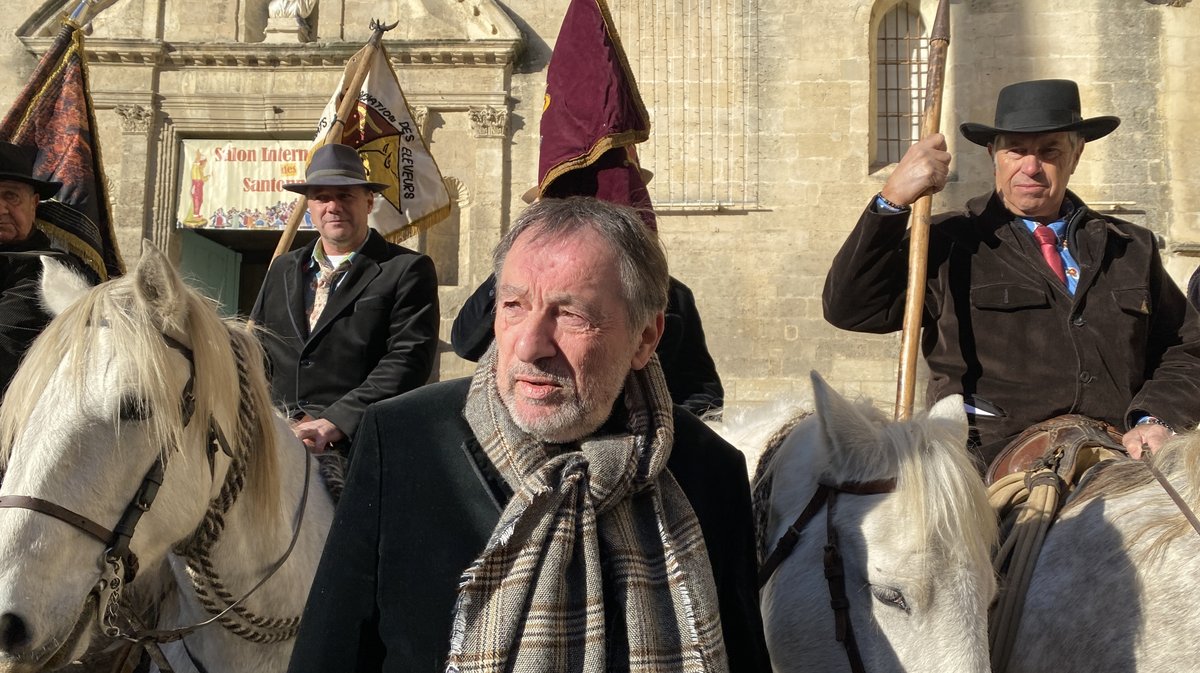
[2,0,1198,412]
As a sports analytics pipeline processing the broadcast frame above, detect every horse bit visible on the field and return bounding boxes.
[758,478,897,673]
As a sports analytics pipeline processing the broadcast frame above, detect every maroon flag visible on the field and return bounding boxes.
[0,23,123,281]
[537,0,655,229]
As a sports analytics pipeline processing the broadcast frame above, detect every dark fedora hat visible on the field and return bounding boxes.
[283,143,387,194]
[960,79,1121,147]
[0,141,61,200]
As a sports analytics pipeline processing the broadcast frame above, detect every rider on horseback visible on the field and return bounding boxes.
[823,79,1200,467]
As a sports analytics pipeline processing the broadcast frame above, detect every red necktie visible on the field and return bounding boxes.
[1032,225,1066,284]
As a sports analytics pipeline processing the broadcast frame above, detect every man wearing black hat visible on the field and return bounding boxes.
[0,141,86,395]
[251,143,439,453]
[824,79,1200,466]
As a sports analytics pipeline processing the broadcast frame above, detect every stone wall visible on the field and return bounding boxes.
[2,0,1197,413]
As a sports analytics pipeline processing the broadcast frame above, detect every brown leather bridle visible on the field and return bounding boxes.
[758,478,897,673]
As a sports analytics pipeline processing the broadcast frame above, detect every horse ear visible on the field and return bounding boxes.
[133,239,189,329]
[810,370,880,457]
[39,255,94,316]
[927,394,969,441]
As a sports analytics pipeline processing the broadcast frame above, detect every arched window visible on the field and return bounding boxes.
[874,2,927,167]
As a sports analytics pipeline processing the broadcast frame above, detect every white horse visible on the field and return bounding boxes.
[1006,430,1200,673]
[739,372,997,673]
[0,246,335,673]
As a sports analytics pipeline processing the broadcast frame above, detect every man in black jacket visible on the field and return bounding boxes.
[288,197,770,673]
[251,143,439,453]
[0,142,84,396]
[824,79,1200,465]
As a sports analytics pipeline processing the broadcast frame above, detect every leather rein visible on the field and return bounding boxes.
[758,478,897,673]
[0,331,312,673]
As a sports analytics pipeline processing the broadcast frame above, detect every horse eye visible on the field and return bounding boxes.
[118,394,152,422]
[870,585,910,613]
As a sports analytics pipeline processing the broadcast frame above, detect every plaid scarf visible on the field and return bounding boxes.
[450,345,729,673]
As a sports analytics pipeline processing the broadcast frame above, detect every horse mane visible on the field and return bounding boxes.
[0,273,281,528]
[751,410,811,562]
[1067,430,1200,556]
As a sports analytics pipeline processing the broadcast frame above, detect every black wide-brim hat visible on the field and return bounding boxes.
[283,143,387,194]
[0,142,61,200]
[960,79,1121,147]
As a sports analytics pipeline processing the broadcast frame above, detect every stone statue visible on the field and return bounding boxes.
[268,0,317,19]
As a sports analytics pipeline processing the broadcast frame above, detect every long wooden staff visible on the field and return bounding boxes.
[269,18,398,262]
[894,0,951,420]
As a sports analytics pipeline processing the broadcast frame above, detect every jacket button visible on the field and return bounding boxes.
[1078,371,1092,383]
[298,399,309,406]
[300,358,313,367]
[1072,315,1086,326]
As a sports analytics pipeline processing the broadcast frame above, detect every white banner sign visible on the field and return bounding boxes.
[175,139,311,231]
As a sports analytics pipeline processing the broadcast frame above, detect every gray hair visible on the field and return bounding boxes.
[493,197,669,329]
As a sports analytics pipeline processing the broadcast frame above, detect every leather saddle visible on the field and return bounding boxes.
[985,414,1126,488]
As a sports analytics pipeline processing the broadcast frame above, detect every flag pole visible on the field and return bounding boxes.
[894,0,950,421]
[67,0,120,26]
[269,18,399,263]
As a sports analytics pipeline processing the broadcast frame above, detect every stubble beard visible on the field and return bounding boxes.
[498,357,630,444]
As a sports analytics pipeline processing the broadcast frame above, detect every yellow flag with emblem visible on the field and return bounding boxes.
[313,44,450,242]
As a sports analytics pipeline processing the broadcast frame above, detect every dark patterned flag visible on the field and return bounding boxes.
[536,0,655,229]
[0,23,123,281]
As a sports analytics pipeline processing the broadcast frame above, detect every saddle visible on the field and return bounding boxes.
[986,414,1125,488]
[986,414,1126,673]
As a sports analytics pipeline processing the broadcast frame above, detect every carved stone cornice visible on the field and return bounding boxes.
[17,37,524,69]
[468,106,508,138]
[114,103,155,134]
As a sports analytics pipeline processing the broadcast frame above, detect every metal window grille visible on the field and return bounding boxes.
[875,3,927,166]
[607,0,760,210]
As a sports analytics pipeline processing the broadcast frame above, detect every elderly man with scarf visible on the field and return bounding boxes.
[287,197,770,673]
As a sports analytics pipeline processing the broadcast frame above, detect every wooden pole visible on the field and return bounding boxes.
[268,18,398,263]
[894,0,951,420]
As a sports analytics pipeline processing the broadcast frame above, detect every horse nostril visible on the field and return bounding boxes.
[0,612,31,651]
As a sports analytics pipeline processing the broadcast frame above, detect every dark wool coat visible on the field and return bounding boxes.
[250,230,439,439]
[450,274,725,415]
[0,230,81,395]
[824,191,1200,464]
[286,378,772,673]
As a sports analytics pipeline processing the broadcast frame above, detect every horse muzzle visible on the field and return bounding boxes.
[0,593,97,673]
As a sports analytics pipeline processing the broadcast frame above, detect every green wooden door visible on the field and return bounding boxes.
[179,230,242,317]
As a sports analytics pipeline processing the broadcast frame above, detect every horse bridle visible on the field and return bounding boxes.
[758,478,897,673]
[0,333,202,576]
[0,332,235,669]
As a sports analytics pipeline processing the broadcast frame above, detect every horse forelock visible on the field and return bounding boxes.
[0,274,281,530]
[887,412,997,580]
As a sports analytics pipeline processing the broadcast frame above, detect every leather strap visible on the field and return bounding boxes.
[758,479,897,588]
[0,495,113,544]
[758,484,830,588]
[1142,453,1200,537]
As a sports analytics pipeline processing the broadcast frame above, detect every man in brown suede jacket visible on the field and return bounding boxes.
[824,79,1200,466]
